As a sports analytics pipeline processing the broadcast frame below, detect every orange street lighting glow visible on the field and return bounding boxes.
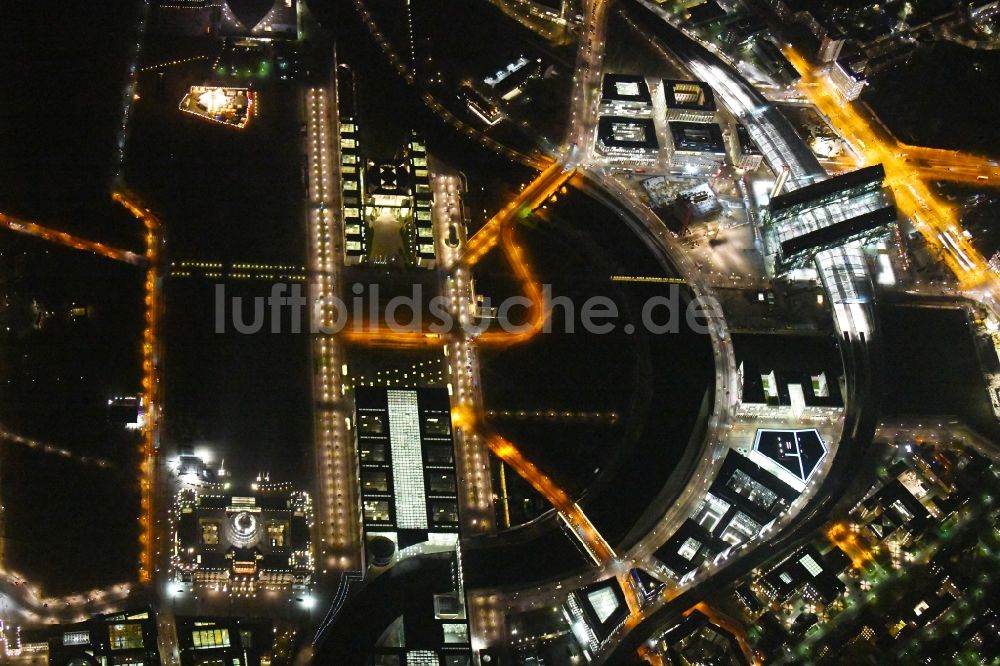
[114,191,161,585]
[0,212,144,265]
[783,47,995,294]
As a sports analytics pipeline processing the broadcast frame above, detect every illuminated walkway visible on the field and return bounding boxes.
[0,426,114,470]
[304,83,362,570]
[112,191,161,586]
[0,212,144,265]
[460,161,566,266]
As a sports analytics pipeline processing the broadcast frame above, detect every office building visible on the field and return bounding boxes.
[666,121,727,172]
[759,545,847,606]
[354,387,459,561]
[830,56,868,101]
[655,451,799,577]
[662,79,716,122]
[482,55,544,103]
[338,111,435,268]
[658,610,750,666]
[596,116,659,160]
[750,429,828,492]
[600,74,653,115]
[176,616,274,666]
[565,578,630,656]
[217,0,297,37]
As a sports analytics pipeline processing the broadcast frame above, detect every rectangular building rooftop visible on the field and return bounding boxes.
[663,79,716,112]
[668,121,726,153]
[600,73,653,107]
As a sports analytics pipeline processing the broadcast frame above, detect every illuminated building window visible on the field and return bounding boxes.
[614,81,640,96]
[108,623,144,650]
[442,623,469,644]
[423,414,450,436]
[362,470,390,493]
[800,554,823,577]
[360,443,387,463]
[424,443,453,465]
[587,587,621,623]
[406,651,440,665]
[720,511,763,545]
[192,628,231,649]
[387,390,429,530]
[430,499,458,526]
[693,493,730,532]
[363,500,392,523]
[62,631,90,646]
[677,537,701,561]
[426,472,456,494]
[359,413,386,434]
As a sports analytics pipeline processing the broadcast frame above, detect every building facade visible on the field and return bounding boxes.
[354,387,460,562]
[172,487,314,591]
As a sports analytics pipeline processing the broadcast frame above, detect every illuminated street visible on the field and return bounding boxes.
[4,0,1000,664]
[0,211,144,265]
[782,47,995,292]
[304,83,362,572]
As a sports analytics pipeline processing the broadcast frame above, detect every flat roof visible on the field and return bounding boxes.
[779,205,896,259]
[668,121,726,153]
[764,545,846,603]
[601,74,652,105]
[574,578,629,641]
[752,429,828,484]
[597,115,659,150]
[768,164,886,215]
[663,79,716,112]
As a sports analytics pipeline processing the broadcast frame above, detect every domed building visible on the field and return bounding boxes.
[172,485,315,591]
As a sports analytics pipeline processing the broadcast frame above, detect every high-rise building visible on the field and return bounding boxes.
[830,56,868,102]
[596,116,659,161]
